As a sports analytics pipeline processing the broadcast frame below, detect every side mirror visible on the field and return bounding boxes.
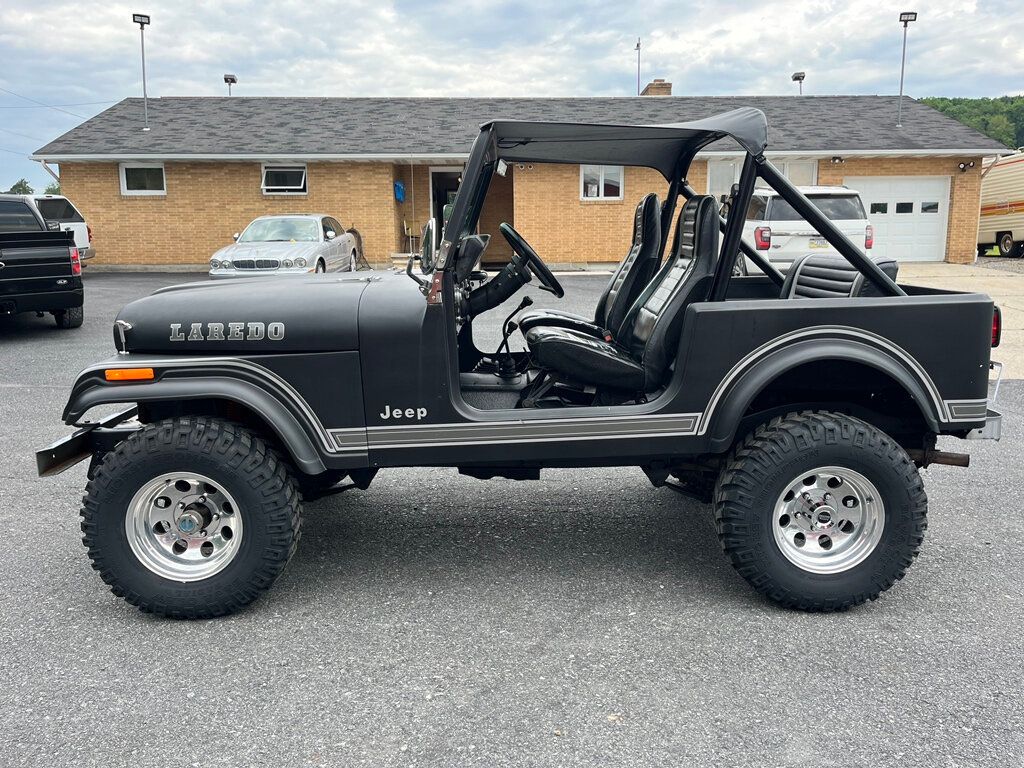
[420,219,436,274]
[325,230,337,240]
[232,232,240,241]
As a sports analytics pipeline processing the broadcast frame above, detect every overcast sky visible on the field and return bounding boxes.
[2,0,1022,190]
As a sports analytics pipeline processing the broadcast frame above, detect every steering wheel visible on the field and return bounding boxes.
[499,223,565,298]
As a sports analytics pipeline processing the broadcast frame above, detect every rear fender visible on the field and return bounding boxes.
[705,339,943,451]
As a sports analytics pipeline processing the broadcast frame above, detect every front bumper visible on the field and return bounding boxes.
[36,406,140,476]
[209,268,314,279]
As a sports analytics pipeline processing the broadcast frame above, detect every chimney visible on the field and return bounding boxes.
[640,78,672,96]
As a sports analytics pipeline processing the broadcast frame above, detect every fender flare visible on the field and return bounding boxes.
[704,339,943,450]
[65,376,328,474]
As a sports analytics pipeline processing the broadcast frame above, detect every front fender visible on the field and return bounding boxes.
[704,338,943,451]
[64,369,331,475]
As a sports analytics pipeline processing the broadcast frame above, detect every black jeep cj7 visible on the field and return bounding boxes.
[39,108,1003,618]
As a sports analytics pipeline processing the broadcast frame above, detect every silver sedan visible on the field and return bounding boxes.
[209,214,358,278]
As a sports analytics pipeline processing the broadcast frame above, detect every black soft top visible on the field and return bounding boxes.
[484,107,769,179]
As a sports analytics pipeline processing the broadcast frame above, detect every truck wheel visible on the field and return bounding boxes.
[997,233,1018,258]
[54,305,84,328]
[714,411,927,611]
[81,417,302,618]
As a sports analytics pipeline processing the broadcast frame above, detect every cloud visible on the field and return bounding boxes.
[1,0,1022,189]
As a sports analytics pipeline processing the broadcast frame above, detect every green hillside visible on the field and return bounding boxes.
[921,96,1024,149]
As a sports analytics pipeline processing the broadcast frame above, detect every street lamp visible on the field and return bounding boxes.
[133,13,151,131]
[791,71,806,95]
[224,74,238,96]
[897,11,917,127]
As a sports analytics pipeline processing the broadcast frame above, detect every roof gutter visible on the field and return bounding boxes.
[31,147,1008,163]
[29,152,471,163]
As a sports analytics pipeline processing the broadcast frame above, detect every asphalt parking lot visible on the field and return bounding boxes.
[2,271,1022,767]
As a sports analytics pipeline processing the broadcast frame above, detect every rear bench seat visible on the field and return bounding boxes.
[779,253,899,299]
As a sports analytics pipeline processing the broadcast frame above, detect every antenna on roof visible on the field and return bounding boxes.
[635,38,641,96]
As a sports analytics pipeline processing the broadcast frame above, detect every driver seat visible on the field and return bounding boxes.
[525,195,719,394]
[516,193,662,340]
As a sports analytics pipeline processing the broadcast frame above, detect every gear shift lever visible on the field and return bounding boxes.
[496,296,533,378]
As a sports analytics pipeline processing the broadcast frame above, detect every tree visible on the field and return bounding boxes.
[44,181,61,195]
[921,95,1024,149]
[6,178,34,194]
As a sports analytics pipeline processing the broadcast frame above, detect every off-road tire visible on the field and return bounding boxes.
[81,417,302,618]
[714,411,927,611]
[54,305,84,328]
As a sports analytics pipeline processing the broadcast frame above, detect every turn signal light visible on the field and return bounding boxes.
[70,247,82,276]
[754,226,771,250]
[992,306,1001,348]
[865,224,874,250]
[104,368,155,381]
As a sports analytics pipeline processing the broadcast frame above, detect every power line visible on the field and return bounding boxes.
[0,99,117,109]
[0,86,86,118]
[0,147,29,156]
[0,126,43,142]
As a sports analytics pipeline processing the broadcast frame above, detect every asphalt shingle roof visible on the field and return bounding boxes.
[33,95,1008,159]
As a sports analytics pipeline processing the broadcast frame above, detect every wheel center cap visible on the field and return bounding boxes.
[177,508,205,534]
[815,507,835,527]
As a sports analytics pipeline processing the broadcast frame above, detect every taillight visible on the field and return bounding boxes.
[992,306,1001,348]
[865,224,874,250]
[754,226,771,250]
[70,247,82,276]
[87,224,93,243]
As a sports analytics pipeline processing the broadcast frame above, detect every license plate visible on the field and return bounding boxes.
[808,237,830,249]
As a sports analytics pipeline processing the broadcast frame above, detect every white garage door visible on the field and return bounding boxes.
[844,176,951,262]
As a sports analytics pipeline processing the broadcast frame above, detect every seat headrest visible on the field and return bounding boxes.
[781,253,900,299]
[673,195,719,265]
[631,193,661,247]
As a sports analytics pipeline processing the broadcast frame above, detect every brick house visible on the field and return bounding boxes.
[32,87,1006,268]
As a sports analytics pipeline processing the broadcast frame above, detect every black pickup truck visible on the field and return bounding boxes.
[38,108,1002,618]
[0,194,84,328]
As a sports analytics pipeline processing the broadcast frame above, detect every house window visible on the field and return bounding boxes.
[921,201,939,213]
[708,161,740,200]
[870,203,888,214]
[262,164,307,195]
[895,202,914,214]
[119,163,165,196]
[580,165,623,200]
[784,161,817,187]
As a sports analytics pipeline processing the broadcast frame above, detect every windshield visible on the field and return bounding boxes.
[769,194,866,222]
[238,217,319,243]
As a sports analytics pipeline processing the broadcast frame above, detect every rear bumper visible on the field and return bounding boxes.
[0,287,83,316]
[965,361,1003,441]
[966,409,1001,440]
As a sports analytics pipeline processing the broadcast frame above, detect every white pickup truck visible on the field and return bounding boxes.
[31,195,92,261]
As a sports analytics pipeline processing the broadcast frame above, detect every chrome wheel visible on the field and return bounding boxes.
[125,472,243,582]
[772,466,884,574]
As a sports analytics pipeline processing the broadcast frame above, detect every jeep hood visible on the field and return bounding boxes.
[115,275,378,354]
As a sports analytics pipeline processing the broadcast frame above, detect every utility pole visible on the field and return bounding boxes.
[133,13,151,131]
[897,11,918,127]
[635,38,641,95]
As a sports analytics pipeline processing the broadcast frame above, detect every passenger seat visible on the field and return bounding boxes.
[779,253,899,299]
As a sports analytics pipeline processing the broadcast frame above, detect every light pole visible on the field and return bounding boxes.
[224,74,238,96]
[635,38,641,95]
[133,13,151,131]
[791,71,806,95]
[897,11,917,127]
